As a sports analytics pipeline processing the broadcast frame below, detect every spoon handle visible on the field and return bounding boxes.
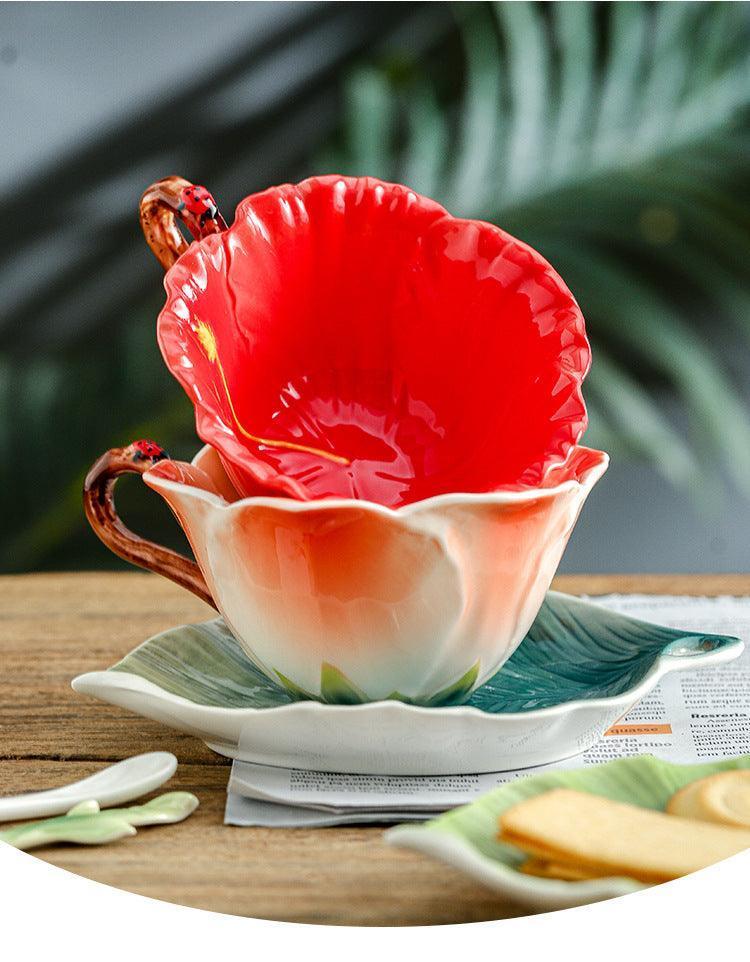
[0,790,76,822]
[0,752,177,822]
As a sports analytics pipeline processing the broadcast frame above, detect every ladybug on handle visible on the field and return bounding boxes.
[139,176,227,271]
[177,185,220,230]
[130,439,169,463]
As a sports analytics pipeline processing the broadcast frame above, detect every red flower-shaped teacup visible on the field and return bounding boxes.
[84,176,608,705]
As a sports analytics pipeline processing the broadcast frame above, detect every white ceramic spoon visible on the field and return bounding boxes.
[0,752,178,822]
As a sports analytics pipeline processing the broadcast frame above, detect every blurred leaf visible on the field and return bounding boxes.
[447,3,505,210]
[0,349,194,572]
[547,0,596,183]
[491,1,549,197]
[586,349,700,491]
[400,76,449,196]
[344,66,396,177]
[546,242,750,497]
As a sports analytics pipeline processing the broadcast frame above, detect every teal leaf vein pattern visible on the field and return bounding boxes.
[110,592,739,710]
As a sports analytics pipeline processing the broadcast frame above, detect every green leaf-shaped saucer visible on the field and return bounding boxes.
[386,754,750,910]
[72,592,742,775]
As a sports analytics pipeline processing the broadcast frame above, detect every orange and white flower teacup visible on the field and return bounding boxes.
[83,175,607,705]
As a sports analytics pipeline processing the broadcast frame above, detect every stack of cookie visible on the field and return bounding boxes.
[499,773,750,883]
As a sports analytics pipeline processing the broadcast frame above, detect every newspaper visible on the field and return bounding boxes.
[225,594,750,827]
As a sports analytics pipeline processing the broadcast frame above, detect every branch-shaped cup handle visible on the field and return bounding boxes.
[140,176,227,271]
[83,441,216,609]
[84,177,228,603]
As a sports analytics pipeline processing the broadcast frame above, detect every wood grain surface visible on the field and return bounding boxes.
[1,572,747,925]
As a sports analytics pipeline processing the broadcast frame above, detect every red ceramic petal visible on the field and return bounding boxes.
[158,176,590,507]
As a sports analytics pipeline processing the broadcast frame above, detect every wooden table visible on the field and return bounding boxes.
[2,572,748,925]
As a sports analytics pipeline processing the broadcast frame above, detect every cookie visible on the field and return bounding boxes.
[499,787,750,883]
[668,771,750,828]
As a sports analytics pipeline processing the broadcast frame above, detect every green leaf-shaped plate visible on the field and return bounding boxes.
[72,592,742,775]
[386,754,750,910]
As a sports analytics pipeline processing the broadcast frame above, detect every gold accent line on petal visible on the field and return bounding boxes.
[191,320,350,466]
[195,319,219,363]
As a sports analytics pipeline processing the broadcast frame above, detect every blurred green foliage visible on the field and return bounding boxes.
[3,1,750,572]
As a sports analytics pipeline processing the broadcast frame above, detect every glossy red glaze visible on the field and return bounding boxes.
[158,176,590,507]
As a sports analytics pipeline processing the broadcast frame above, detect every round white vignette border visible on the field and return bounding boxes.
[0,838,747,961]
